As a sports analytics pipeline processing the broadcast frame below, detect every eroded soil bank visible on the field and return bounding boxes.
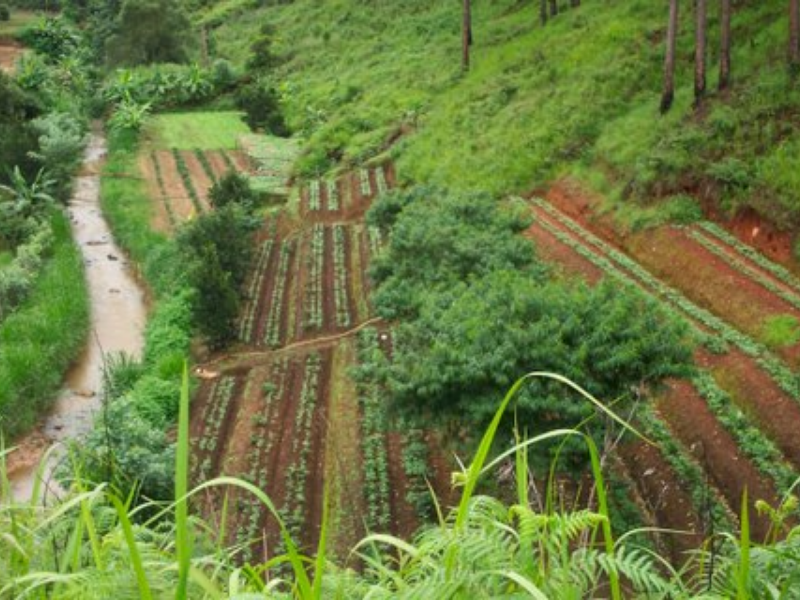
[8,129,148,500]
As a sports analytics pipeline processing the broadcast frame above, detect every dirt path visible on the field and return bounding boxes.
[0,41,23,73]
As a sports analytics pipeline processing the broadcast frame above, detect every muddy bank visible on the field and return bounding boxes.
[0,40,24,73]
[8,129,148,500]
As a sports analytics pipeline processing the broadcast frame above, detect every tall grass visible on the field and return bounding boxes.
[5,369,794,597]
[0,211,89,440]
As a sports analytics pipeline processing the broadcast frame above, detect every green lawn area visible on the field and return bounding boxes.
[145,111,251,150]
[0,10,41,39]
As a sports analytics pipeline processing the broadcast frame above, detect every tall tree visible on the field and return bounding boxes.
[462,0,472,71]
[661,0,679,113]
[791,0,800,76]
[719,0,732,90]
[549,0,558,18]
[540,0,548,26]
[695,0,708,105]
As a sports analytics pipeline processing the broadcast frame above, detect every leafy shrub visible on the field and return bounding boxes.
[235,78,290,135]
[208,170,258,211]
[28,112,87,201]
[761,314,800,349]
[0,4,10,21]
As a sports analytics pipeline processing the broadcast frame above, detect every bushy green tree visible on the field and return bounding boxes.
[208,170,257,211]
[235,78,289,135]
[105,0,194,66]
[178,206,254,348]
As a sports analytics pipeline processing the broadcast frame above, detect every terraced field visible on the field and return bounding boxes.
[526,185,800,559]
[190,162,451,559]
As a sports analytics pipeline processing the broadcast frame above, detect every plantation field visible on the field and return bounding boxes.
[189,161,452,556]
[525,184,800,559]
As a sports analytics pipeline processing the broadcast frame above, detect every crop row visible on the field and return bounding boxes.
[172,148,204,213]
[304,225,325,332]
[150,152,177,227]
[531,198,800,400]
[194,376,237,482]
[367,226,384,258]
[327,180,340,212]
[283,353,323,538]
[239,239,275,342]
[636,404,735,531]
[401,426,432,520]
[698,221,800,295]
[375,166,389,196]
[691,372,797,495]
[194,149,218,186]
[356,328,392,530]
[332,225,352,328]
[688,228,800,312]
[236,363,288,562]
[359,168,372,198]
[263,240,294,348]
[220,150,237,172]
[308,180,322,211]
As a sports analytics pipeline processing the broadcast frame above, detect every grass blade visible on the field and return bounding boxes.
[176,363,192,599]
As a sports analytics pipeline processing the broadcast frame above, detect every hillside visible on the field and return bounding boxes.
[3,0,800,597]
[207,0,800,231]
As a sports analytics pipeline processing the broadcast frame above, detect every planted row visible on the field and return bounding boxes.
[237,363,288,562]
[332,225,352,328]
[172,148,204,213]
[194,149,218,186]
[356,329,392,530]
[283,353,323,537]
[327,180,340,212]
[401,426,433,520]
[263,240,294,348]
[359,168,372,198]
[150,151,177,227]
[194,376,237,482]
[304,225,325,332]
[375,166,389,196]
[691,372,798,495]
[698,221,800,295]
[531,198,800,400]
[308,180,322,212]
[688,228,800,312]
[239,239,274,342]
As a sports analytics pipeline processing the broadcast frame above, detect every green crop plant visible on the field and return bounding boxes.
[264,239,294,348]
[303,225,325,332]
[194,149,218,186]
[171,148,203,213]
[238,239,274,342]
[332,225,352,328]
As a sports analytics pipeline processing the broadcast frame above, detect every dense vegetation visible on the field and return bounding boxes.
[4,0,800,596]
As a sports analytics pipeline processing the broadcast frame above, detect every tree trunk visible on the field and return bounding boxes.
[462,0,471,72]
[549,0,558,18]
[695,0,707,105]
[791,0,800,76]
[661,0,679,114]
[719,0,731,90]
[540,0,548,25]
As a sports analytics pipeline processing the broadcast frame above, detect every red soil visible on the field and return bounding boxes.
[137,153,172,234]
[181,151,214,210]
[656,380,777,540]
[524,217,605,284]
[618,440,704,562]
[206,151,234,179]
[385,432,420,539]
[250,236,282,346]
[721,207,799,271]
[322,226,338,333]
[0,42,22,73]
[700,348,800,469]
[152,150,197,223]
[628,226,800,365]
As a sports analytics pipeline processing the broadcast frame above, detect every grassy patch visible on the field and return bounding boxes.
[0,9,40,39]
[761,314,800,349]
[145,111,251,151]
[0,212,89,439]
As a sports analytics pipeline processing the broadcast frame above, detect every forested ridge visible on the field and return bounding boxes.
[2,0,800,597]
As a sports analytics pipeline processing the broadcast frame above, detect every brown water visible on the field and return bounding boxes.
[8,129,148,500]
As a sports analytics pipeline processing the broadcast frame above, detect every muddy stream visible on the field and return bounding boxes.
[8,129,148,500]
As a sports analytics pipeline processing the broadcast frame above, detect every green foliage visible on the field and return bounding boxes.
[0,4,10,21]
[235,77,289,136]
[178,206,255,348]
[18,15,82,62]
[105,0,194,67]
[208,169,257,211]
[368,187,539,319]
[761,314,800,349]
[28,111,87,200]
[0,212,88,439]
